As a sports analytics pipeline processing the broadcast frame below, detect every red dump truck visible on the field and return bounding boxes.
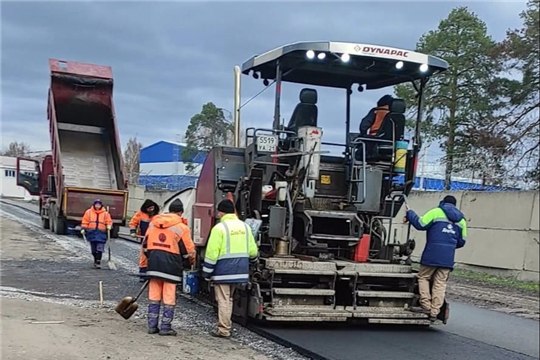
[16,59,128,237]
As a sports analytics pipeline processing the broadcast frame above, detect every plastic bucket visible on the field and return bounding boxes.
[394,140,408,173]
[182,270,199,296]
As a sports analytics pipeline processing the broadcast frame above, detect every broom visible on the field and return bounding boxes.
[106,206,118,270]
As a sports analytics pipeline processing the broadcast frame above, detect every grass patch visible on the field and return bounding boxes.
[451,268,539,293]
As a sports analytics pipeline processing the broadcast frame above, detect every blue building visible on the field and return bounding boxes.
[138,141,206,191]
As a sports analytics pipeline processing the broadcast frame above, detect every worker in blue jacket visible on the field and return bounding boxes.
[406,195,467,322]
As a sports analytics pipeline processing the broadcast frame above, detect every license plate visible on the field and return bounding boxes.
[256,135,278,153]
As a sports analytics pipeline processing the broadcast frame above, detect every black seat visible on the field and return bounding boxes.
[375,98,406,141]
[286,88,318,133]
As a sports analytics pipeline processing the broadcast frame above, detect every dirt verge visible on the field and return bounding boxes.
[0,297,268,360]
[447,273,539,320]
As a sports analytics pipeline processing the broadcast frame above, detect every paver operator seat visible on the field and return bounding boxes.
[286,88,318,133]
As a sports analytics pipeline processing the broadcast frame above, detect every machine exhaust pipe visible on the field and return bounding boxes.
[233,65,241,147]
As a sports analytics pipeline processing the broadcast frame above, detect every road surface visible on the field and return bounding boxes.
[254,301,539,360]
[1,199,538,360]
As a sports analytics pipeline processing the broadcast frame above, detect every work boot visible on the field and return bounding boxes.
[159,305,177,336]
[210,329,231,338]
[94,252,103,268]
[408,306,430,314]
[147,302,160,334]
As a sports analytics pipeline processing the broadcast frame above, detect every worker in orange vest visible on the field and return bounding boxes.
[142,199,195,336]
[359,94,393,136]
[80,199,113,269]
[129,199,160,282]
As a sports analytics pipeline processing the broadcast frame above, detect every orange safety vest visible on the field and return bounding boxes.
[368,105,390,135]
[144,213,195,282]
[81,207,112,232]
[129,211,154,236]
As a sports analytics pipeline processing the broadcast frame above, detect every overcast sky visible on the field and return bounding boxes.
[1,0,527,154]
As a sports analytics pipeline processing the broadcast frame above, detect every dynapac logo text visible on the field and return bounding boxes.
[360,46,409,58]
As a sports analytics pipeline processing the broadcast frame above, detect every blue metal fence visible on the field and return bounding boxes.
[138,175,198,191]
[392,175,519,191]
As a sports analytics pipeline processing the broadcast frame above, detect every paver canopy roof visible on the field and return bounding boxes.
[242,41,449,89]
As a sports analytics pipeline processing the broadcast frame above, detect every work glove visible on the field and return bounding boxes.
[404,209,413,224]
[106,225,112,231]
[80,229,86,235]
[201,270,211,281]
[188,252,196,266]
[130,229,137,238]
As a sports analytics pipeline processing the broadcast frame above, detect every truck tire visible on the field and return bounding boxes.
[42,218,50,230]
[50,207,56,233]
[55,216,66,235]
[111,225,120,239]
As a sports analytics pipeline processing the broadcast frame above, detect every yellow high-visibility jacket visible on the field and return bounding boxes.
[202,214,258,283]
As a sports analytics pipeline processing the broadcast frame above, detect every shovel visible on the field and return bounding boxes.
[106,228,117,270]
[115,280,149,320]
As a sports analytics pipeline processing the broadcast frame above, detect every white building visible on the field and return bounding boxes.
[0,156,39,200]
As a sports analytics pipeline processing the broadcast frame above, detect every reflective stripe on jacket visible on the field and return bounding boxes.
[81,207,112,232]
[143,213,195,283]
[202,214,258,284]
[406,203,467,269]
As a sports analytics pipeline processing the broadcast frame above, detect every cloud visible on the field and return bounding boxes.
[1,0,527,154]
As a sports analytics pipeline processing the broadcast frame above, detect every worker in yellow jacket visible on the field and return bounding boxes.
[202,199,258,338]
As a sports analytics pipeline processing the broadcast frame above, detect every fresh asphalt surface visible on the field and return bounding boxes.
[2,200,539,360]
[254,301,539,360]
